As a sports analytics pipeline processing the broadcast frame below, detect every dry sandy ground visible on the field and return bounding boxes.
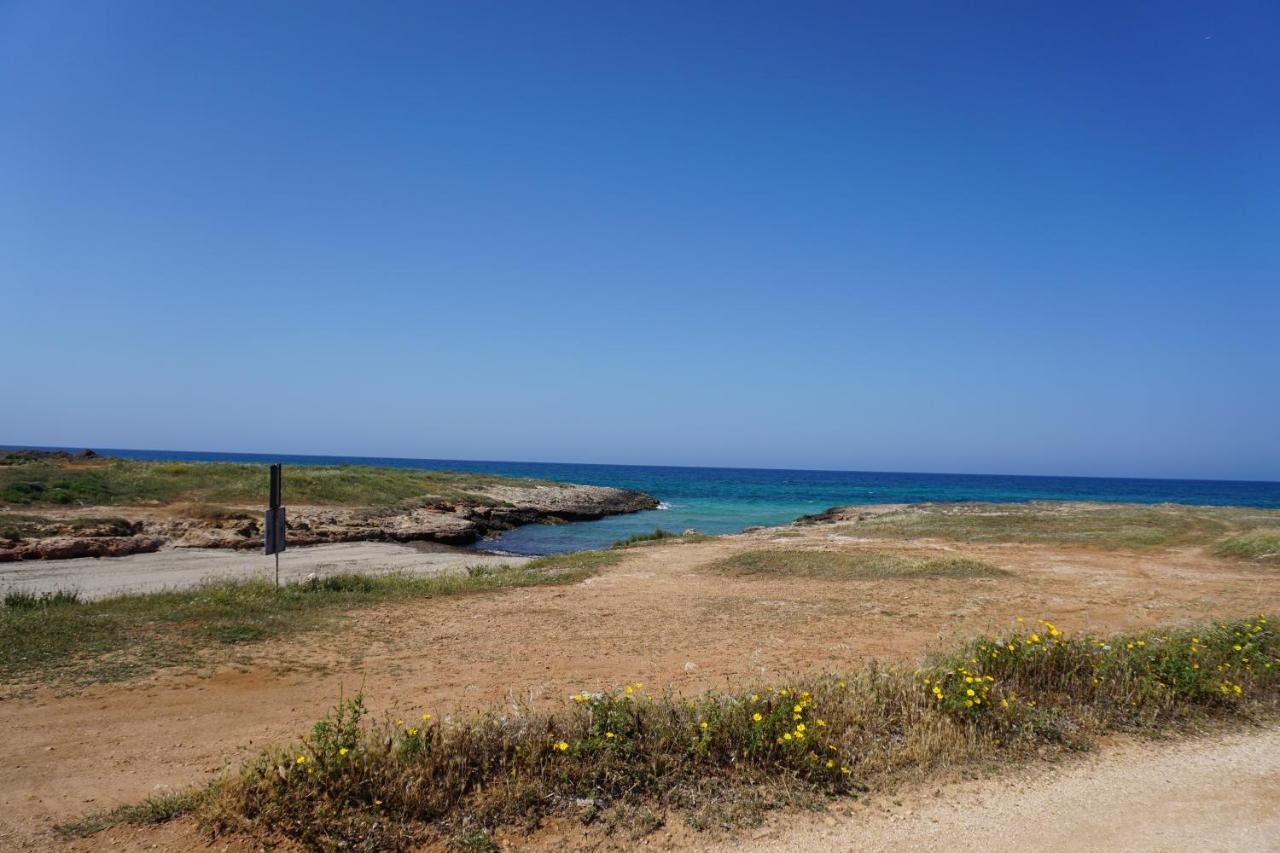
[719,724,1280,852]
[3,523,1278,849]
[0,541,527,600]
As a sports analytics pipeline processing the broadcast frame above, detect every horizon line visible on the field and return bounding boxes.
[4,443,1278,488]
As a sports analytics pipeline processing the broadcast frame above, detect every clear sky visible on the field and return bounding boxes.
[2,2,1277,480]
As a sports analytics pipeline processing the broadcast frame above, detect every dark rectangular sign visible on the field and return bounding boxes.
[269,463,282,510]
[264,506,286,555]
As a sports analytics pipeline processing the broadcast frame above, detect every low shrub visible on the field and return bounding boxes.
[189,615,1278,849]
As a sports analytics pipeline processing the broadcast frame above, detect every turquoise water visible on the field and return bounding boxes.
[64,448,1280,556]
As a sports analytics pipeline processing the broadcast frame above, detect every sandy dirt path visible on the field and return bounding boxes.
[730,725,1280,852]
[2,527,1277,848]
[0,541,527,600]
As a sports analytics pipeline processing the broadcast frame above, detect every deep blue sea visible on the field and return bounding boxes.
[34,447,1280,556]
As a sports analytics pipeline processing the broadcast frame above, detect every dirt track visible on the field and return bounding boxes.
[729,724,1280,852]
[3,523,1278,849]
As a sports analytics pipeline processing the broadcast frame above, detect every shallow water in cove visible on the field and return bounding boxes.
[62,448,1280,556]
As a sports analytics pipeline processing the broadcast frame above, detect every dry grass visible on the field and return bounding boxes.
[0,455,550,509]
[838,501,1280,552]
[705,548,1006,579]
[1214,529,1280,565]
[68,615,1278,849]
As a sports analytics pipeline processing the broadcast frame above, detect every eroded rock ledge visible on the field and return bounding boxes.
[0,483,657,562]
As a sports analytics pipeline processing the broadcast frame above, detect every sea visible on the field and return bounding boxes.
[44,447,1280,556]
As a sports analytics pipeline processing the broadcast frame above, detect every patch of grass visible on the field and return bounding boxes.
[1214,529,1280,565]
[706,548,1006,579]
[0,456,551,510]
[612,528,678,548]
[55,788,214,838]
[525,549,623,574]
[3,589,81,609]
[170,615,1280,850]
[0,555,613,689]
[837,501,1280,552]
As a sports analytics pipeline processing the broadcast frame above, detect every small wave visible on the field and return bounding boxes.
[656,501,673,510]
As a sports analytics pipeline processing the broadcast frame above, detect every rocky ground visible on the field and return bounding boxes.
[0,482,656,562]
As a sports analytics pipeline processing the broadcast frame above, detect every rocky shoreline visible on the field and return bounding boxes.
[0,482,658,562]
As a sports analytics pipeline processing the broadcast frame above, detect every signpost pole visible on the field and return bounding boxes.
[266,463,285,588]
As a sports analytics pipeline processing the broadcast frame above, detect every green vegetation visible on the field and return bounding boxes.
[706,548,1006,579]
[1213,529,1280,565]
[841,501,1280,552]
[55,789,216,839]
[0,456,550,509]
[0,552,617,689]
[612,527,679,548]
[75,616,1277,848]
[3,589,81,609]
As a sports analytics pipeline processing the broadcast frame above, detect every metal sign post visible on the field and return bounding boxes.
[264,464,286,587]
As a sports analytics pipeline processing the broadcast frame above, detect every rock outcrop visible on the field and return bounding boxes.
[0,482,658,561]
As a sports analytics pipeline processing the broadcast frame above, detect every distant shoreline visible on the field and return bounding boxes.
[0,451,657,562]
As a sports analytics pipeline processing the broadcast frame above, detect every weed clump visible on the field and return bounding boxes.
[3,589,81,609]
[612,528,678,548]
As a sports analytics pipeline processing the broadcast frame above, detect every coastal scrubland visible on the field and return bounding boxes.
[832,501,1278,557]
[0,453,542,510]
[5,501,1280,850]
[0,452,656,557]
[65,615,1279,849]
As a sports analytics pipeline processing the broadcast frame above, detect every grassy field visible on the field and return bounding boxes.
[706,548,1006,579]
[65,615,1279,848]
[0,456,550,510]
[0,550,618,690]
[841,502,1280,556]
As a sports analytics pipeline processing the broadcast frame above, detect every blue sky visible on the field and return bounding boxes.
[2,1,1277,480]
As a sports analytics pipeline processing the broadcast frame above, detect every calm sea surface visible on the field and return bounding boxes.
[63,448,1280,556]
